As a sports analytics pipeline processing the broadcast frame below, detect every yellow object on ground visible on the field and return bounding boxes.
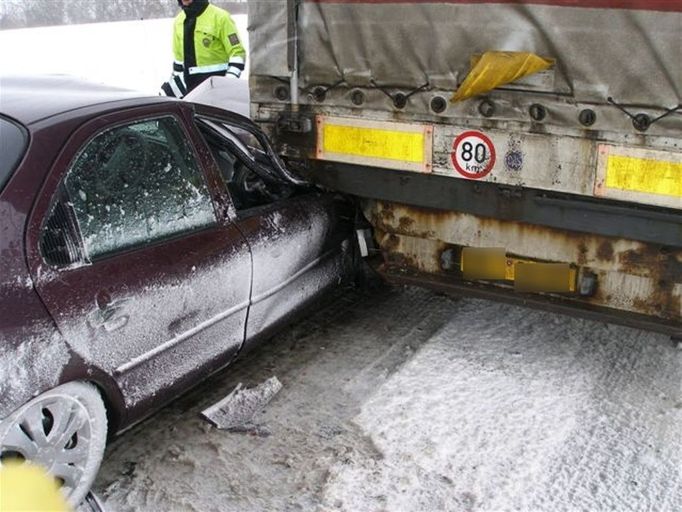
[0,462,69,512]
[451,51,554,102]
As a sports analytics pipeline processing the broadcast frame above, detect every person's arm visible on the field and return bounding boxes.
[161,16,188,97]
[222,13,246,78]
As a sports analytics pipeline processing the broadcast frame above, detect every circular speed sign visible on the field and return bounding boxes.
[450,131,496,179]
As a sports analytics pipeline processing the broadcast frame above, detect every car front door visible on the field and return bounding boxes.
[26,107,252,421]
[194,112,356,352]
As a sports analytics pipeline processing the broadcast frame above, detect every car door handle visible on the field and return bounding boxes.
[87,296,130,333]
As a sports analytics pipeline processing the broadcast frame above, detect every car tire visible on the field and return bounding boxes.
[0,381,108,507]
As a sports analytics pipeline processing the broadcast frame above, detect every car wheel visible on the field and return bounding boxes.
[0,382,108,507]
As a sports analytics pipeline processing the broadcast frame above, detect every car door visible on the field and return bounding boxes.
[26,106,252,421]
[237,193,354,350]
[193,112,356,352]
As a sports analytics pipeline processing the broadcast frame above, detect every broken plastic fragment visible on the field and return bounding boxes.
[200,376,283,431]
[451,51,554,102]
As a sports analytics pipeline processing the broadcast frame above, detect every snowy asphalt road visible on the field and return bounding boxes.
[94,285,682,512]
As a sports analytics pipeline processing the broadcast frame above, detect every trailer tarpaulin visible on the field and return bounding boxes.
[251,0,681,108]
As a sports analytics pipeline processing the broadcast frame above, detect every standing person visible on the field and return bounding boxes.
[161,0,246,98]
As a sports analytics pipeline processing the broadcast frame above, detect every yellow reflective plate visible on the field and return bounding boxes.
[595,145,682,209]
[316,116,433,173]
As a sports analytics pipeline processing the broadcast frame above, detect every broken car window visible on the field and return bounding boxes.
[196,117,295,211]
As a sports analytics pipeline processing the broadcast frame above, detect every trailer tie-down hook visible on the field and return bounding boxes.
[370,79,430,109]
[304,79,346,103]
[607,97,681,132]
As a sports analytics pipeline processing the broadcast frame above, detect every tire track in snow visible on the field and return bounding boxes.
[93,286,681,512]
[535,328,682,512]
[320,299,682,512]
[95,285,457,511]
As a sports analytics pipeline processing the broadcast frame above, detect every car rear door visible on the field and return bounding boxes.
[26,105,252,421]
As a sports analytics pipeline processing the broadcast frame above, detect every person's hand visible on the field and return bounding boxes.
[160,72,187,98]
[226,66,242,79]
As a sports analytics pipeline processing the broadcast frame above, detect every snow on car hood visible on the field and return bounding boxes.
[184,76,251,118]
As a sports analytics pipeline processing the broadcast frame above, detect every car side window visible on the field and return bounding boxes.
[41,116,216,265]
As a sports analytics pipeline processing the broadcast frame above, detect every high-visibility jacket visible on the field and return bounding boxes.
[172,4,246,83]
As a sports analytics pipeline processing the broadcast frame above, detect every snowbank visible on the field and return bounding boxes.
[0,16,248,95]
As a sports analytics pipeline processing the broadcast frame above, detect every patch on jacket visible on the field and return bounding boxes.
[228,33,240,46]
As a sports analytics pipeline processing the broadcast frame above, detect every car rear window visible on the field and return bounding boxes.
[0,116,28,193]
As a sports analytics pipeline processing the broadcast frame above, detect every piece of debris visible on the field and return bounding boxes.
[77,491,106,512]
[200,377,283,432]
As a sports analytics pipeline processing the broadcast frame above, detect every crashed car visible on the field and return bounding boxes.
[0,75,356,506]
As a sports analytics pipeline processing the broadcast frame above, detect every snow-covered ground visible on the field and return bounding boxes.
[94,285,682,512]
[0,16,248,95]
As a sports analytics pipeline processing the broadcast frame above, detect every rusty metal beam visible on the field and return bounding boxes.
[307,162,682,248]
[376,265,682,338]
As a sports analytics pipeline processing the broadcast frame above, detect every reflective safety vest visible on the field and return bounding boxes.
[173,4,246,79]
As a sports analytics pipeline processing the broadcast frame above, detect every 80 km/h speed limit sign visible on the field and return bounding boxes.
[450,130,496,179]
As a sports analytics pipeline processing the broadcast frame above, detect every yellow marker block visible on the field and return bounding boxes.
[461,248,577,293]
[606,155,682,197]
[461,247,506,280]
[514,262,576,293]
[323,124,425,163]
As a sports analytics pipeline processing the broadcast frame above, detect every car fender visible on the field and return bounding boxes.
[0,318,70,420]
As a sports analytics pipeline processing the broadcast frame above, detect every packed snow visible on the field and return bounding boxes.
[95,286,682,512]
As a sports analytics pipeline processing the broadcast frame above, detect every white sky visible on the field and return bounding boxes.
[0,16,249,95]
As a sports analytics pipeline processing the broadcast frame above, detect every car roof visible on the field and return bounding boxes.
[0,75,160,126]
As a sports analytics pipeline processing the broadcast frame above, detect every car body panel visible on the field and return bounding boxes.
[0,115,76,421]
[0,77,356,433]
[24,104,253,424]
[237,194,354,353]
[0,212,71,421]
[183,76,250,118]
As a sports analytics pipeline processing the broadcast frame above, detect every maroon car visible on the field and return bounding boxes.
[0,75,356,506]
